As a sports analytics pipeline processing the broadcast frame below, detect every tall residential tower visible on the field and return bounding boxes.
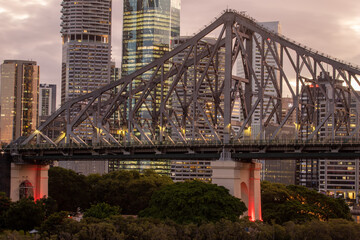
[60,0,112,104]
[59,0,112,175]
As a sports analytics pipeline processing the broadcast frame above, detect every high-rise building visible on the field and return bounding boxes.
[121,0,180,138]
[39,84,56,123]
[122,0,180,76]
[0,60,39,144]
[108,0,180,175]
[60,0,112,104]
[59,0,112,175]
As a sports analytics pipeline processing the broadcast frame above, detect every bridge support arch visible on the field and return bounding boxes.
[10,163,49,201]
[211,159,262,221]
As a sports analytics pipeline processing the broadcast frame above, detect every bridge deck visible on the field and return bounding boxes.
[6,140,360,163]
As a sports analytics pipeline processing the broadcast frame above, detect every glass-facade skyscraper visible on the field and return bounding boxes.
[0,60,39,144]
[108,0,180,175]
[122,0,180,76]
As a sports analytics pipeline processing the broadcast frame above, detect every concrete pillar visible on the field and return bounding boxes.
[211,159,262,221]
[10,163,49,201]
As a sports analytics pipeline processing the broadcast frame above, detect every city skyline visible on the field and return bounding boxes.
[1,0,360,107]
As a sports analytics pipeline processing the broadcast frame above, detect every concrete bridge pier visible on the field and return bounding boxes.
[211,159,262,221]
[9,163,49,201]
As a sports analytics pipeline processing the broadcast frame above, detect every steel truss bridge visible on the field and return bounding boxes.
[11,10,360,160]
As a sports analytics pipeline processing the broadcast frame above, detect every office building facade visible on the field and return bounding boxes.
[0,60,39,144]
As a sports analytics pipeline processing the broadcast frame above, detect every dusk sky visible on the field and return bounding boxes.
[1,0,360,106]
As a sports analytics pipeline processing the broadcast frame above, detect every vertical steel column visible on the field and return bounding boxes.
[192,42,197,141]
[224,16,233,143]
[295,54,300,140]
[279,45,284,123]
[127,81,133,143]
[245,35,253,125]
[160,65,164,142]
[356,158,359,204]
[259,38,265,140]
[331,69,336,140]
[65,108,71,144]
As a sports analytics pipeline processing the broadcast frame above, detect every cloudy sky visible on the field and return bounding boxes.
[1,0,360,106]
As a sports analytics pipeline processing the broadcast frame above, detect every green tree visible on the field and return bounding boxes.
[36,196,58,218]
[48,167,90,211]
[40,211,68,237]
[139,180,247,224]
[83,203,120,219]
[75,222,124,240]
[327,218,360,240]
[89,170,173,214]
[0,192,11,229]
[0,230,33,240]
[261,181,353,224]
[55,218,84,240]
[0,192,10,216]
[4,197,45,231]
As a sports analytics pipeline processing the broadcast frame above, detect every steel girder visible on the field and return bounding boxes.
[20,10,360,147]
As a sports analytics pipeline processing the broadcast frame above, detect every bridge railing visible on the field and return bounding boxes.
[9,138,360,151]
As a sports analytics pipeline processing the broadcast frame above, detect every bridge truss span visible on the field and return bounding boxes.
[20,10,360,148]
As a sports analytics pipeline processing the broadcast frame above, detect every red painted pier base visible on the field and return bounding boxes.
[10,163,49,201]
[211,160,262,221]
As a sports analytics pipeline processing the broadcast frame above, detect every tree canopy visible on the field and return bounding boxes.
[4,197,45,231]
[87,169,173,214]
[261,181,353,224]
[48,167,90,211]
[83,203,120,219]
[139,180,247,224]
[0,192,11,229]
[48,168,173,214]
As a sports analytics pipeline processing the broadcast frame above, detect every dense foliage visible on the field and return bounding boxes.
[87,170,173,214]
[0,171,357,239]
[3,197,45,231]
[83,203,120,219]
[48,167,173,214]
[48,167,90,212]
[261,181,353,224]
[139,180,247,224]
[2,216,360,240]
[0,193,10,230]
